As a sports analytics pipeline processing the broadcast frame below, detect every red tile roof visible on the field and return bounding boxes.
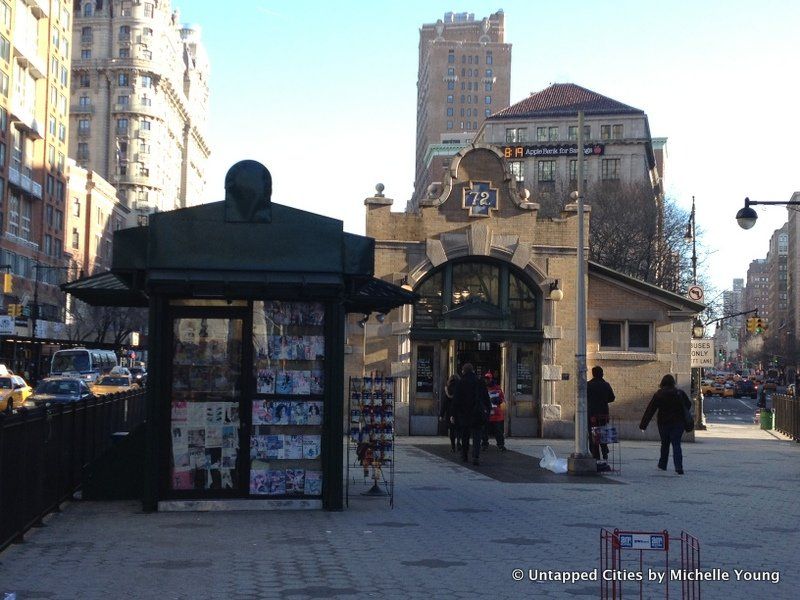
[490,83,644,120]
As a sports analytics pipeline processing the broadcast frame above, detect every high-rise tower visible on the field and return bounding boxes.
[411,11,510,208]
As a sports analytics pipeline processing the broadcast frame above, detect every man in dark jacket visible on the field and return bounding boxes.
[451,363,491,466]
[587,366,615,467]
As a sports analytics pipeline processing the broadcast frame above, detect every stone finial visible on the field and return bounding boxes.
[224,160,272,223]
[375,183,385,197]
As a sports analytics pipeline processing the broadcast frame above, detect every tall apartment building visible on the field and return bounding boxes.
[766,223,789,357]
[70,0,209,225]
[0,1,74,352]
[411,11,510,207]
[786,192,800,363]
[743,258,769,340]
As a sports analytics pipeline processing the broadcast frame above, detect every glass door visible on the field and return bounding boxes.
[168,315,244,494]
[510,343,541,437]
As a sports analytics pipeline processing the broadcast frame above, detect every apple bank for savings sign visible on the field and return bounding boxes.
[691,339,715,368]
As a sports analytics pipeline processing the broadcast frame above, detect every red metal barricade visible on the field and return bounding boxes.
[601,529,700,599]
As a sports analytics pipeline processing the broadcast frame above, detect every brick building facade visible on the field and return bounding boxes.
[352,144,702,439]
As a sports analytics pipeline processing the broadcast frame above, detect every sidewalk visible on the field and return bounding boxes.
[1,423,798,600]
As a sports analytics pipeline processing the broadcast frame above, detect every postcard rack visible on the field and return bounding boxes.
[345,373,395,508]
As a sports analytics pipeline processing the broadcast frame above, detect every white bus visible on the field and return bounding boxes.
[50,348,118,382]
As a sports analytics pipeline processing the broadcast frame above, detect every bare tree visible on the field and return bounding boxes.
[66,299,147,348]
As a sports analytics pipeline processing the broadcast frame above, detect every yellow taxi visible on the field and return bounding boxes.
[91,374,136,395]
[700,379,716,396]
[722,382,735,398]
[0,373,33,413]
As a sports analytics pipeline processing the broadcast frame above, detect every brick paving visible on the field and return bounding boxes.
[1,423,798,600]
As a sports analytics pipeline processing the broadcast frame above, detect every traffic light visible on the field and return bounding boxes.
[2,273,11,294]
[754,318,767,334]
[746,317,756,333]
[7,303,20,317]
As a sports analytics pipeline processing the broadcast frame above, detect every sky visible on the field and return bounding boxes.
[175,0,800,300]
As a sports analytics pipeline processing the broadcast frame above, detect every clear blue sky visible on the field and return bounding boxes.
[177,0,800,298]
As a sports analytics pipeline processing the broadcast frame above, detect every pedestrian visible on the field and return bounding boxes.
[483,371,507,451]
[587,365,615,471]
[756,382,767,409]
[451,363,491,466]
[439,373,460,452]
[639,374,692,475]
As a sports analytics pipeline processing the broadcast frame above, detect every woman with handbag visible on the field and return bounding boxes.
[639,374,693,475]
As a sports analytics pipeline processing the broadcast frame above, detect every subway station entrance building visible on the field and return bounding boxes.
[353,145,703,439]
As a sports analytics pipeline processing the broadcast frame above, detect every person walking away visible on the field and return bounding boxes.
[483,371,507,451]
[439,374,460,452]
[451,363,490,466]
[587,366,615,471]
[639,374,692,474]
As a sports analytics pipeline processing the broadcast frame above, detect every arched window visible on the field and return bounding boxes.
[412,259,540,332]
[84,3,93,16]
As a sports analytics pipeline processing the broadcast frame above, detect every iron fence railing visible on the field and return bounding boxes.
[0,388,146,552]
[773,393,800,442]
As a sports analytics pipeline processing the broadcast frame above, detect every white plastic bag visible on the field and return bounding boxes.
[540,445,568,474]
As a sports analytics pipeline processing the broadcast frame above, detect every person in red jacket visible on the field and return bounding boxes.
[483,371,507,452]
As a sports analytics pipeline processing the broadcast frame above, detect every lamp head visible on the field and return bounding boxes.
[692,318,705,339]
[548,279,563,302]
[736,197,758,230]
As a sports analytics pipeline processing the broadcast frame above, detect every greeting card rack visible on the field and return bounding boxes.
[345,372,395,508]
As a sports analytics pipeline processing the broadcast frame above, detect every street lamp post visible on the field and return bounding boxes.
[567,111,595,475]
[29,263,71,383]
[735,196,800,229]
[684,196,707,430]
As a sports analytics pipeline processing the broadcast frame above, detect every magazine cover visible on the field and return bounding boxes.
[304,471,322,495]
[350,408,361,423]
[256,368,276,394]
[222,426,238,449]
[266,434,284,460]
[305,302,325,326]
[267,469,286,495]
[173,451,191,472]
[221,447,237,469]
[284,434,304,459]
[273,402,291,425]
[310,370,324,395]
[172,470,194,490]
[187,428,205,449]
[310,336,325,359]
[252,400,273,425]
[250,470,269,495]
[205,447,222,470]
[292,370,311,395]
[172,426,187,451]
[205,403,225,425]
[220,469,234,489]
[187,402,206,426]
[285,468,305,494]
[275,371,294,395]
[189,447,205,469]
[306,401,323,425]
[224,404,240,424]
[290,401,308,425]
[303,435,321,459]
[171,401,188,422]
[205,427,222,448]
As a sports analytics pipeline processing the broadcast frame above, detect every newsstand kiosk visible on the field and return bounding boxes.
[63,161,415,511]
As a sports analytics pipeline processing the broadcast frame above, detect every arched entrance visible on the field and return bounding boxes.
[408,256,544,436]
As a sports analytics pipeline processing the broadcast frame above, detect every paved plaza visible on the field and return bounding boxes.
[1,423,798,599]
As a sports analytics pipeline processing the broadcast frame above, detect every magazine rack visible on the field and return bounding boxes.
[346,373,395,508]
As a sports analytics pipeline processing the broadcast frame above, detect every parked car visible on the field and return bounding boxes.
[734,379,757,399]
[91,375,136,395]
[129,366,147,387]
[0,374,33,413]
[29,377,94,406]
